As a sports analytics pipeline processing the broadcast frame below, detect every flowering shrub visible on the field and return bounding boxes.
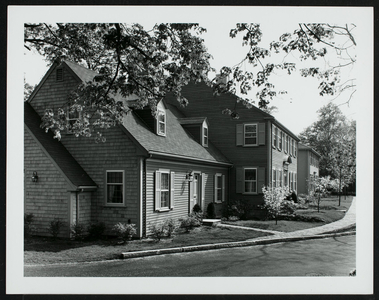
[261,186,292,224]
[112,222,137,242]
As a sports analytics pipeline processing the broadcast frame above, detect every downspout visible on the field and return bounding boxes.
[76,191,79,224]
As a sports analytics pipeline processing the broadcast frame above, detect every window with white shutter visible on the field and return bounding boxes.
[155,170,175,211]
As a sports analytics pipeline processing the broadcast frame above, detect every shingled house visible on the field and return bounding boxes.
[24,60,299,238]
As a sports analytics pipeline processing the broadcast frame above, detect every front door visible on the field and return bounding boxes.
[189,173,201,212]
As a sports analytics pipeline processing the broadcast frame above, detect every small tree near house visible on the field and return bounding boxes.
[261,186,292,225]
[308,176,338,212]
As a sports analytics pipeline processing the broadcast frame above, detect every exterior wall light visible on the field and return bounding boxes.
[186,171,194,182]
[32,171,39,182]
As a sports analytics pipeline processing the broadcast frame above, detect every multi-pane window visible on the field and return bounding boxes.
[286,135,289,153]
[244,168,257,193]
[160,172,170,208]
[244,124,257,146]
[278,170,283,187]
[294,141,297,157]
[106,171,124,205]
[272,169,276,187]
[289,138,293,156]
[203,126,208,147]
[215,173,225,203]
[272,126,277,147]
[157,110,166,136]
[278,130,282,150]
[155,170,175,211]
[67,107,80,133]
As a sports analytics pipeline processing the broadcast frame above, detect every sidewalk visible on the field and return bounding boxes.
[121,197,356,259]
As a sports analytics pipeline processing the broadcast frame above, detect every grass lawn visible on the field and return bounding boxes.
[223,195,354,233]
[24,225,271,265]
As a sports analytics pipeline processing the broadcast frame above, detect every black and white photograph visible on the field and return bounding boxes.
[6,5,373,295]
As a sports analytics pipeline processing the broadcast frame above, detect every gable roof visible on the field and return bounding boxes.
[170,81,299,140]
[123,108,231,165]
[24,102,97,189]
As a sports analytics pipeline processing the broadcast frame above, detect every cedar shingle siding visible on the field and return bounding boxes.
[24,128,70,237]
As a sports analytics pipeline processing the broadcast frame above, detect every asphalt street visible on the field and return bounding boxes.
[24,235,355,277]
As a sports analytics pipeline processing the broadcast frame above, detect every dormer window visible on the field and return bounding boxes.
[157,109,166,136]
[202,124,208,147]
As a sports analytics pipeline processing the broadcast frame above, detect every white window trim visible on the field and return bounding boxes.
[156,109,166,137]
[105,170,125,206]
[214,173,225,203]
[278,130,282,151]
[272,168,276,188]
[66,107,81,134]
[272,125,276,148]
[244,123,258,147]
[243,167,258,194]
[202,123,209,147]
[155,169,174,212]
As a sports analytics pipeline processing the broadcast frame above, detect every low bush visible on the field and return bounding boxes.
[164,218,178,237]
[206,202,216,219]
[222,199,255,220]
[112,222,137,242]
[49,219,65,240]
[149,218,179,241]
[228,215,240,222]
[192,204,202,213]
[180,215,201,233]
[149,222,166,241]
[280,200,299,215]
[24,213,35,238]
[278,214,325,223]
[87,221,106,240]
[70,222,87,241]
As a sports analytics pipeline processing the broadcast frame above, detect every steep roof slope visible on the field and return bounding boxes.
[24,102,96,189]
[123,108,231,164]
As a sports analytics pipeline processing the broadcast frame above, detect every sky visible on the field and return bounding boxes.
[23,15,359,136]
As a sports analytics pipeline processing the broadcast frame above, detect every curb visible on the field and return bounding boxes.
[120,230,355,259]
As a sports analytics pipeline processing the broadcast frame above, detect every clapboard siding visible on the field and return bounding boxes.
[24,128,70,237]
[145,159,228,236]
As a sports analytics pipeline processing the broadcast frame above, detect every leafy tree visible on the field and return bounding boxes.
[261,186,293,225]
[24,23,356,141]
[308,176,337,212]
[24,79,36,102]
[329,120,356,205]
[219,23,356,116]
[298,103,352,177]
